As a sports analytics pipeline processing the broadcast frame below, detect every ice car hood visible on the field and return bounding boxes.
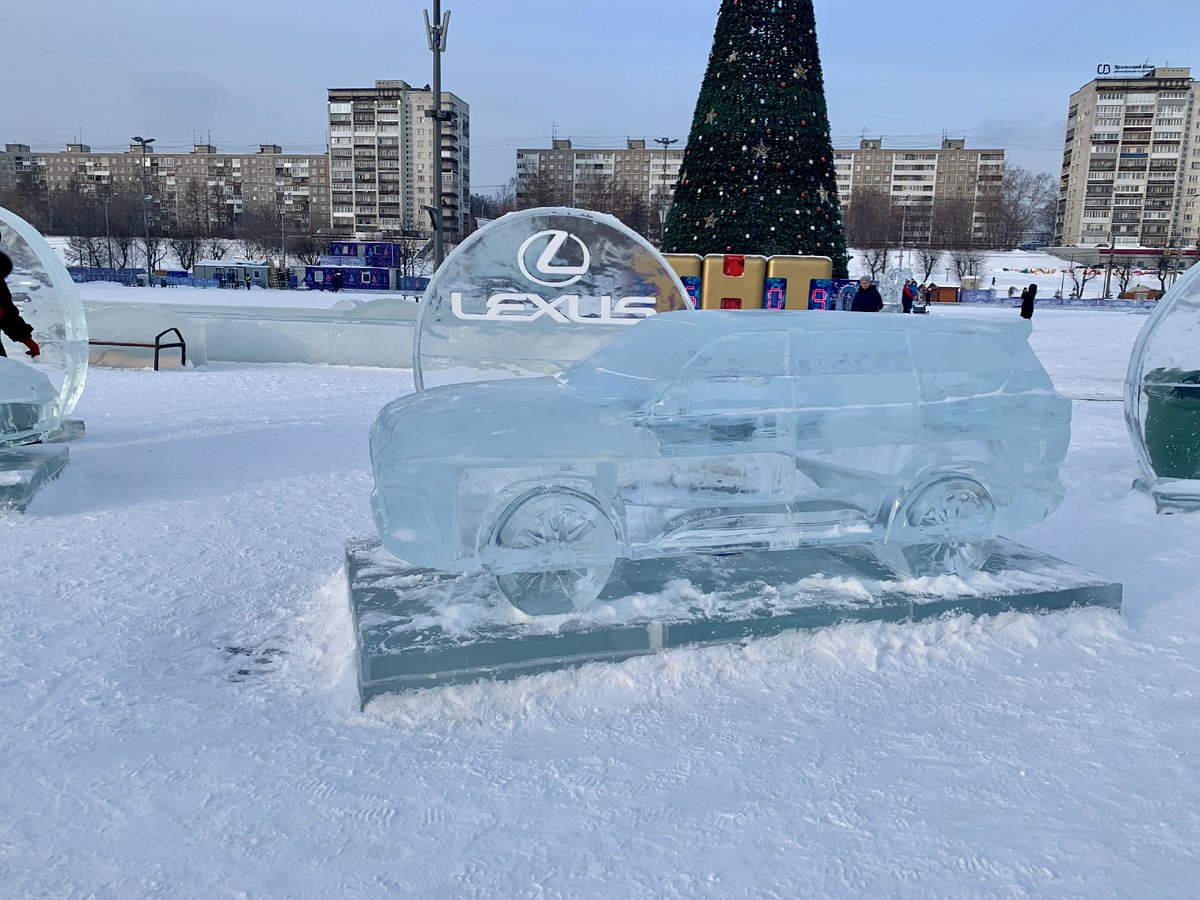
[371,376,645,463]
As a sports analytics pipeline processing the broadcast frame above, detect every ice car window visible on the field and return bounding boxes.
[682,332,786,378]
[795,330,910,376]
[560,317,689,395]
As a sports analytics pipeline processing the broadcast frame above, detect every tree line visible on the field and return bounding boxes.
[844,166,1057,282]
[0,175,329,272]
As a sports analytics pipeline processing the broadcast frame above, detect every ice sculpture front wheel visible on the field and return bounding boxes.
[489,489,617,616]
[875,475,996,579]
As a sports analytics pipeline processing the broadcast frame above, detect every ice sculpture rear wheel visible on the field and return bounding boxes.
[876,475,996,579]
[491,489,617,616]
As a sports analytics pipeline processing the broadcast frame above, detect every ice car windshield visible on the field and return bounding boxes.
[558,316,690,397]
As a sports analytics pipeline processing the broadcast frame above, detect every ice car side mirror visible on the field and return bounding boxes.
[650,384,691,418]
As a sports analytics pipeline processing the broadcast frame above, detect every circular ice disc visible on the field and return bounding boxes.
[1125,262,1200,482]
[0,207,88,441]
[414,208,693,390]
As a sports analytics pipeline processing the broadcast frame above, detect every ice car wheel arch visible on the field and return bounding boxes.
[487,486,619,616]
[876,472,997,579]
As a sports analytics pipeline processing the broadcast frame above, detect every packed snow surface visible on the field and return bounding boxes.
[3,306,1200,896]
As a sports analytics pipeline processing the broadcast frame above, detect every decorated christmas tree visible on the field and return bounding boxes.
[662,0,848,277]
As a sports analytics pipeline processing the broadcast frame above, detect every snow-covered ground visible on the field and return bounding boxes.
[4,306,1200,896]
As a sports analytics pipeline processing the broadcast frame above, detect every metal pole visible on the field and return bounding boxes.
[280,206,287,287]
[104,195,113,270]
[133,136,155,285]
[653,137,678,245]
[424,2,451,269]
[1103,232,1114,298]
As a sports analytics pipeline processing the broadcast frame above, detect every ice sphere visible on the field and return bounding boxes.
[1125,263,1200,501]
[414,208,693,391]
[0,206,88,433]
[372,310,1071,614]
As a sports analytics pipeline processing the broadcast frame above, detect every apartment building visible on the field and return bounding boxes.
[515,138,686,222]
[8,141,330,229]
[1055,66,1199,249]
[833,138,1005,240]
[327,79,470,239]
[0,143,37,191]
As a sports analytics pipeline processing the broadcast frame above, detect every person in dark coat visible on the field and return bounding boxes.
[901,279,916,314]
[1020,283,1038,320]
[850,276,884,312]
[0,251,40,358]
[331,270,343,293]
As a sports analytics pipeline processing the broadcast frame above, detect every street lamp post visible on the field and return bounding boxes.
[1103,231,1115,299]
[132,136,155,285]
[102,193,113,270]
[279,204,288,288]
[424,1,451,270]
[654,138,679,245]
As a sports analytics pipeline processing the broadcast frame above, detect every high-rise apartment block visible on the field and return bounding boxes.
[833,138,1005,240]
[1055,66,1199,249]
[515,138,685,220]
[327,80,470,239]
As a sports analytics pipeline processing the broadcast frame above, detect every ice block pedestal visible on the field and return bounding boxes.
[346,538,1121,705]
[0,443,69,511]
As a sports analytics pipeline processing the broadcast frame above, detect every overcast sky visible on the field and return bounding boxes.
[4,0,1197,194]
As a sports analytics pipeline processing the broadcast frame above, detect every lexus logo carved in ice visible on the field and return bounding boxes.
[517,230,591,287]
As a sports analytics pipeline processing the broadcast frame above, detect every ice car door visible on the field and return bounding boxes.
[789,327,919,482]
[645,331,795,504]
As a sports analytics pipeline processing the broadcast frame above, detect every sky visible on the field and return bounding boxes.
[4,0,1198,195]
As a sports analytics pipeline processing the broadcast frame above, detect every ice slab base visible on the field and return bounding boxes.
[0,444,69,511]
[347,538,1122,704]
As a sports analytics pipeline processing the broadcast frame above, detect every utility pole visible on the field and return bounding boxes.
[102,192,113,270]
[279,203,288,288]
[1103,230,1115,298]
[132,136,155,285]
[424,1,451,269]
[653,138,678,245]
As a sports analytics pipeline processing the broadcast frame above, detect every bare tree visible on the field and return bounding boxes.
[915,247,942,282]
[931,197,974,250]
[1113,258,1133,295]
[949,247,987,281]
[233,207,275,259]
[516,168,570,209]
[203,236,228,261]
[845,189,895,278]
[1055,250,1100,297]
[977,166,1057,249]
[288,233,324,265]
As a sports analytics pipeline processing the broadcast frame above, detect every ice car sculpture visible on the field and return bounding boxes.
[0,206,88,445]
[1125,262,1200,509]
[372,311,1071,615]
